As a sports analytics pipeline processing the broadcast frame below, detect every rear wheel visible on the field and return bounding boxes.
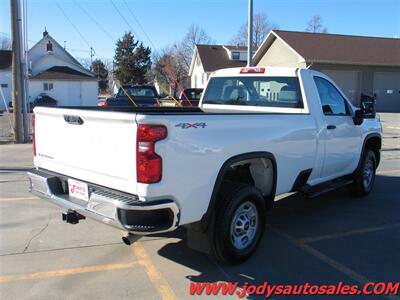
[212,183,266,264]
[350,149,376,196]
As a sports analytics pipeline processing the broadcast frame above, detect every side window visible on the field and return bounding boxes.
[231,52,240,60]
[314,77,348,115]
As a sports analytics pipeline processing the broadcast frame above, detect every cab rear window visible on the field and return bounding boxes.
[202,76,303,108]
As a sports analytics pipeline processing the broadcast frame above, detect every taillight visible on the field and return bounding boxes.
[32,114,36,157]
[240,67,265,74]
[137,124,167,183]
[103,101,108,107]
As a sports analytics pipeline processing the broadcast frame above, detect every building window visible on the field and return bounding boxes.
[46,41,53,52]
[0,84,8,88]
[43,83,54,91]
[232,51,240,60]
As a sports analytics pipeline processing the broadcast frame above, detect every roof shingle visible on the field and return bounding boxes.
[273,30,400,66]
[196,45,247,73]
[0,50,12,70]
[30,66,96,80]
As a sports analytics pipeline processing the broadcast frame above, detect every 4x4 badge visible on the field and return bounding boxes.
[175,122,207,129]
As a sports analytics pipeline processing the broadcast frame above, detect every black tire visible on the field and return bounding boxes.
[350,149,376,196]
[212,182,266,264]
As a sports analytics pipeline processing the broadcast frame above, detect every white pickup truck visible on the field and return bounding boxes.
[28,67,382,263]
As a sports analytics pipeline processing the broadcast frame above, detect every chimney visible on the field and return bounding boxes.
[43,27,48,37]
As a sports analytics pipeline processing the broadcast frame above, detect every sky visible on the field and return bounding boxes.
[1,0,399,60]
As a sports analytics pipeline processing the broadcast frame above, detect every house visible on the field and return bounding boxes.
[0,50,12,111]
[253,30,400,112]
[0,30,98,111]
[189,45,248,88]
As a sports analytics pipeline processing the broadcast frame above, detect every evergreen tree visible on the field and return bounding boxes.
[114,32,151,84]
[91,59,109,92]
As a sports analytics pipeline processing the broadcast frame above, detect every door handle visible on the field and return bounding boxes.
[327,125,336,130]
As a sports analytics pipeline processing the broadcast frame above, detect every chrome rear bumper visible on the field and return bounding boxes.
[28,168,179,235]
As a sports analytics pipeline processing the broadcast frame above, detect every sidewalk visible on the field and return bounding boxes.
[0,144,33,169]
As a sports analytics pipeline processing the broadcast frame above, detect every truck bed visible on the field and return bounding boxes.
[55,106,204,114]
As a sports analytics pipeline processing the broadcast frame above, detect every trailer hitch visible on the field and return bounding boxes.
[62,210,86,224]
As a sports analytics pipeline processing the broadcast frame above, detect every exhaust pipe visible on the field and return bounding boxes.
[122,233,138,245]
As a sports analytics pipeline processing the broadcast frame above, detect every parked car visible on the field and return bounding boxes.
[179,88,203,106]
[32,93,57,108]
[104,85,160,108]
[8,101,34,113]
[28,67,382,264]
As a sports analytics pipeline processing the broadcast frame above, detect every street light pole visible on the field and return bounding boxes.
[247,0,253,67]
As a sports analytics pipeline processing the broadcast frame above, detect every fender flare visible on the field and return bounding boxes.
[353,132,382,176]
[199,151,277,231]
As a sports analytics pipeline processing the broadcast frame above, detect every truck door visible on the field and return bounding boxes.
[314,76,361,179]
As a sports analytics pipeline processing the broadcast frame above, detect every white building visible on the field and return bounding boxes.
[0,50,12,111]
[188,45,248,89]
[0,30,98,111]
[253,30,400,112]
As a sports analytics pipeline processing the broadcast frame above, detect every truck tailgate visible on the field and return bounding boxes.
[33,107,138,195]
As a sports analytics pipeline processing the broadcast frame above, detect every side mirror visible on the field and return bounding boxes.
[354,93,377,125]
[353,109,364,125]
[360,93,376,119]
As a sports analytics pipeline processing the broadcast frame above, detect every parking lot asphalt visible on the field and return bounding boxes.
[0,113,399,300]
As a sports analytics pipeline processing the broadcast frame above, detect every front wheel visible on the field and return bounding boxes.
[350,149,376,196]
[213,183,266,264]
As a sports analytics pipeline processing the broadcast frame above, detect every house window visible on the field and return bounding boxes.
[0,84,8,88]
[43,83,54,91]
[232,51,240,60]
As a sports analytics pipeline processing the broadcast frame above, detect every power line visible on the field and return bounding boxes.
[73,0,116,43]
[121,0,156,49]
[55,2,92,51]
[109,0,139,39]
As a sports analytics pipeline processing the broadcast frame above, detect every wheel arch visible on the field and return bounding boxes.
[354,133,382,175]
[199,151,277,231]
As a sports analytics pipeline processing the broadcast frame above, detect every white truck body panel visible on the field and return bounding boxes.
[34,107,138,195]
[32,67,382,229]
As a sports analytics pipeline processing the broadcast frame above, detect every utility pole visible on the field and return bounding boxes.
[247,0,253,67]
[10,0,24,143]
[21,0,29,142]
[90,47,94,66]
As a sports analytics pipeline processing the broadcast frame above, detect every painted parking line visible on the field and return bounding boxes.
[272,228,400,300]
[296,223,400,244]
[0,261,138,283]
[377,169,400,175]
[131,242,177,300]
[0,196,38,202]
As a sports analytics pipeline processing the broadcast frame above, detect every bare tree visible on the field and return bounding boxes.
[0,36,12,50]
[151,24,213,89]
[305,15,328,33]
[230,13,279,48]
[151,47,188,89]
[76,57,92,70]
[175,23,214,73]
